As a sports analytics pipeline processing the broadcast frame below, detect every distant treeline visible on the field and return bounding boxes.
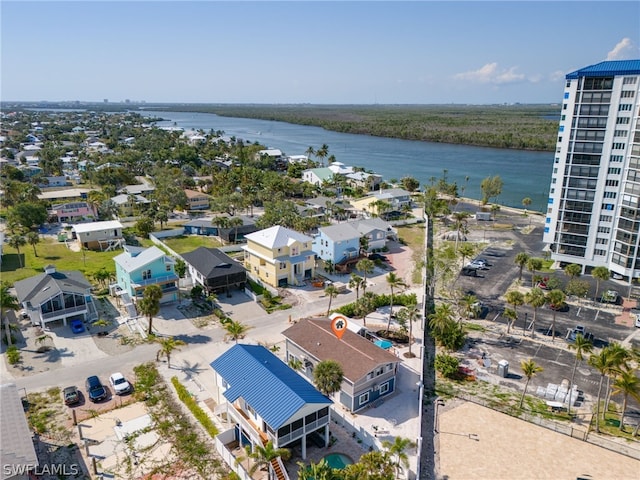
[4,102,559,151]
[160,103,560,151]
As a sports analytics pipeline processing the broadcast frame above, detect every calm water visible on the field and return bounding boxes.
[140,110,554,212]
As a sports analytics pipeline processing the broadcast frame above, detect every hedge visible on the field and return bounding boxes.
[171,376,218,438]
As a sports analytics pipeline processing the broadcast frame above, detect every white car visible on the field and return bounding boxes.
[109,372,131,395]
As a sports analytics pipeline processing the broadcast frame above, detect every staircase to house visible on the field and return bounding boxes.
[270,457,287,480]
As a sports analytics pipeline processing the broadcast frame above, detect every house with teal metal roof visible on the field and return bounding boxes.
[210,344,332,464]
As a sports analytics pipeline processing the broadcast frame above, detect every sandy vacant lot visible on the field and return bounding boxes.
[438,401,639,480]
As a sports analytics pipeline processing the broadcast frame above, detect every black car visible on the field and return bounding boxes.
[369,253,388,262]
[85,375,107,402]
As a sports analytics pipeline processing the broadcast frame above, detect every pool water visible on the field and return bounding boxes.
[322,453,354,469]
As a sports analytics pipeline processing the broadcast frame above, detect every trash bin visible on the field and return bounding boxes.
[498,360,509,378]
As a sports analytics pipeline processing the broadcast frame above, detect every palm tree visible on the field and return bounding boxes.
[228,216,244,244]
[514,252,530,282]
[304,146,315,163]
[451,211,470,251]
[399,304,421,358]
[382,436,416,480]
[26,231,40,257]
[428,303,454,337]
[524,287,546,338]
[297,459,335,480]
[591,266,611,301]
[355,258,375,297]
[519,359,543,409]
[139,284,162,336]
[458,243,474,267]
[288,357,303,371]
[156,336,186,368]
[315,143,329,167]
[459,293,479,322]
[313,359,344,396]
[8,235,26,268]
[359,235,370,256]
[611,367,640,432]
[504,290,524,334]
[564,263,582,281]
[324,284,339,316]
[224,320,251,343]
[526,257,543,287]
[589,348,617,433]
[567,334,593,415]
[603,343,631,414]
[502,308,517,335]
[385,273,407,334]
[545,289,566,342]
[246,441,291,478]
[349,273,364,301]
[1,282,19,346]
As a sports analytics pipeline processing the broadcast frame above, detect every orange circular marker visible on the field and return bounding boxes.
[331,315,348,340]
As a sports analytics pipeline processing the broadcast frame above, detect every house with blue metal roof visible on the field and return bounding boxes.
[210,344,332,463]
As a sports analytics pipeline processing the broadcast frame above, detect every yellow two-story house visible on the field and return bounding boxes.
[243,226,315,288]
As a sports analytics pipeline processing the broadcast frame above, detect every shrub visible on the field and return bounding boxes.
[6,345,21,365]
[435,353,460,379]
[171,377,218,438]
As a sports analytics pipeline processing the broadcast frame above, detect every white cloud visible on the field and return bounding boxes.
[453,63,525,84]
[606,38,639,60]
[549,70,566,82]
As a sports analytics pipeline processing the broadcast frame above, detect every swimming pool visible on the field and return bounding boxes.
[322,453,354,469]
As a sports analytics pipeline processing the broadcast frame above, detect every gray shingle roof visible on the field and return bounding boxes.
[13,269,92,306]
[0,384,38,479]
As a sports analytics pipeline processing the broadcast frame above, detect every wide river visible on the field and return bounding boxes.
[140,110,554,212]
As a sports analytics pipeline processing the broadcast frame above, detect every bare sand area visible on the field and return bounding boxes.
[438,401,639,480]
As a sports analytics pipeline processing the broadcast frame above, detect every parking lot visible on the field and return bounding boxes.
[453,213,640,421]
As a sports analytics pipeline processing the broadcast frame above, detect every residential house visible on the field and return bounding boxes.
[48,201,97,223]
[182,247,246,295]
[313,218,395,267]
[345,171,383,191]
[0,383,39,479]
[118,178,155,196]
[110,193,150,218]
[183,216,258,243]
[312,223,361,268]
[113,245,178,304]
[210,344,332,462]
[184,189,211,211]
[327,161,353,175]
[350,188,413,217]
[243,226,315,288]
[37,187,93,203]
[41,176,69,188]
[283,317,401,412]
[301,167,334,187]
[72,220,124,251]
[14,265,98,329]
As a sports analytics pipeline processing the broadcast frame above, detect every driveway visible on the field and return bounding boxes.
[49,323,109,367]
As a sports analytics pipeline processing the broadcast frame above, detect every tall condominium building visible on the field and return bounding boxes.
[543,60,640,280]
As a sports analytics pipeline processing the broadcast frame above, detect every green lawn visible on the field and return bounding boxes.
[162,235,223,254]
[1,238,121,286]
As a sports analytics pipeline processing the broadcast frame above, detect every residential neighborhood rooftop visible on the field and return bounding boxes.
[210,344,332,430]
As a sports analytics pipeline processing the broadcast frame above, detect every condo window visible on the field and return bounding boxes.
[594,249,607,256]
[621,90,635,98]
[622,77,637,85]
[614,130,628,137]
[619,104,632,111]
[608,167,621,175]
[617,117,630,125]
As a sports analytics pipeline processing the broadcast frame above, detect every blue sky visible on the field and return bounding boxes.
[2,1,639,104]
